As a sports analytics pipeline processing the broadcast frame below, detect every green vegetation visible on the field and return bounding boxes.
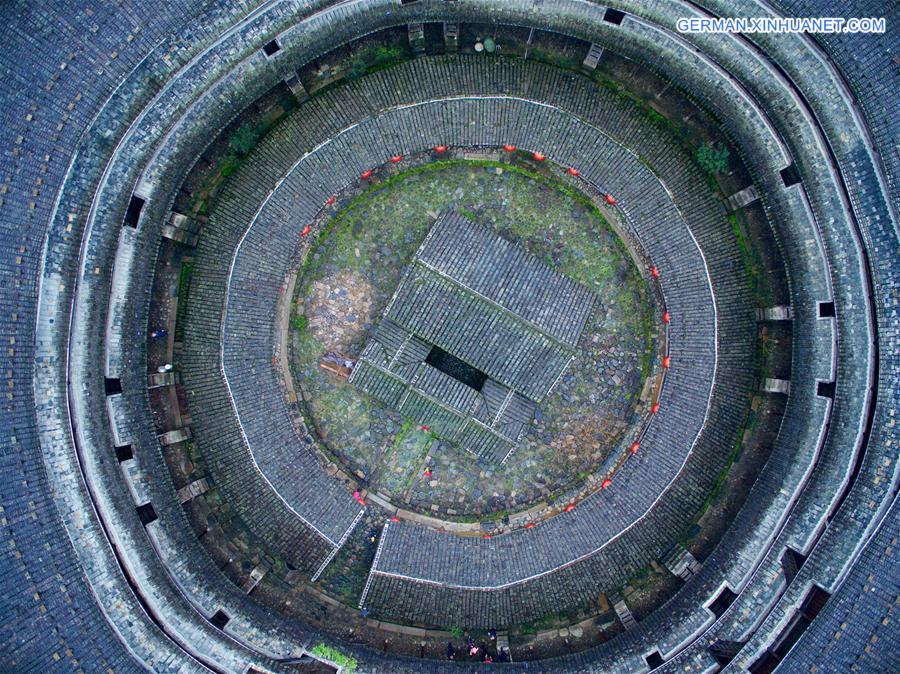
[346,44,409,80]
[701,420,745,517]
[174,260,193,342]
[310,643,357,672]
[639,297,656,380]
[345,54,368,79]
[516,607,583,636]
[728,212,773,306]
[696,141,730,175]
[527,46,579,71]
[292,158,656,521]
[382,420,435,494]
[594,73,647,108]
[228,124,261,156]
[680,398,755,547]
[188,92,299,217]
[183,439,200,465]
[519,614,562,636]
[592,71,737,189]
[677,214,771,547]
[293,314,308,332]
[293,320,324,365]
[619,563,664,593]
[300,158,646,306]
[217,154,242,179]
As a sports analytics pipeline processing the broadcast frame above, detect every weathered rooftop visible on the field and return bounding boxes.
[350,210,595,462]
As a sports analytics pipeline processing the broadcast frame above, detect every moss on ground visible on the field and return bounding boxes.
[174,260,193,342]
[292,159,656,519]
[728,211,773,307]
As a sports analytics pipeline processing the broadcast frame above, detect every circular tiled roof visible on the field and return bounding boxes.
[2,1,897,672]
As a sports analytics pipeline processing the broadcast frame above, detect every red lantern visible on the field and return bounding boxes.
[421,425,429,432]
[651,266,660,279]
[390,516,400,523]
[524,522,536,529]
[630,441,640,454]
[503,144,516,152]
[390,155,403,164]
[663,356,671,369]
[601,478,613,489]
[604,194,617,205]
[300,225,312,236]
[361,169,373,179]
[564,503,576,512]
[567,167,580,176]
[651,403,661,414]
[352,490,366,506]
[483,534,492,539]
[434,145,447,153]
[533,152,546,161]
[663,311,671,324]
[325,195,336,206]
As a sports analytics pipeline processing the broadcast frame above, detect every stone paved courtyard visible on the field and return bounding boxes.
[291,159,657,519]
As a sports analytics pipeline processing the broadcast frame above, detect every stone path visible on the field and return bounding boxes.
[304,269,375,353]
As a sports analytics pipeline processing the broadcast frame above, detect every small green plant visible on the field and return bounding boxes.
[449,626,464,638]
[373,45,402,65]
[346,44,406,81]
[728,213,772,306]
[310,643,357,672]
[345,54,367,80]
[174,260,194,342]
[527,46,578,71]
[646,108,667,127]
[696,142,730,175]
[219,154,241,177]
[294,314,309,332]
[228,124,261,156]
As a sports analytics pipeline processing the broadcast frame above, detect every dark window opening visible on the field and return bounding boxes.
[709,640,744,667]
[817,380,835,399]
[781,547,807,585]
[603,8,626,24]
[262,39,281,57]
[115,444,133,462]
[708,586,737,618]
[818,301,835,317]
[123,195,144,228]
[749,651,780,674]
[770,586,831,660]
[104,377,122,395]
[780,164,801,187]
[400,0,420,5]
[210,609,230,629]
[801,585,831,620]
[644,650,664,669]
[136,502,157,526]
[425,346,488,391]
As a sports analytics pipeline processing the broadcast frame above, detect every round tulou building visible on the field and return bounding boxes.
[1,1,898,672]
